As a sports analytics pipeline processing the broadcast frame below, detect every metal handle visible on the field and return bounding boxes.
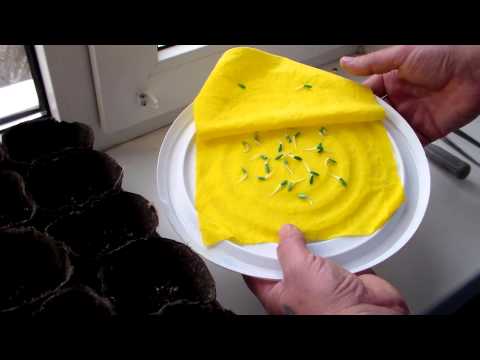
[425,144,471,179]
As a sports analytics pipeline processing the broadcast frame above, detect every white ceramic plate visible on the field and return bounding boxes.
[156,98,430,279]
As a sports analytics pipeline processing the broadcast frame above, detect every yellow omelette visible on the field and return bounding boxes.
[193,47,405,247]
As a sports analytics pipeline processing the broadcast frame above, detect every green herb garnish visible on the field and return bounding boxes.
[257,172,273,181]
[265,163,271,174]
[239,168,248,182]
[251,153,268,161]
[297,192,313,205]
[297,83,313,90]
[278,142,283,153]
[309,175,314,185]
[241,141,251,153]
[293,155,303,161]
[285,134,292,143]
[319,127,327,136]
[331,175,347,188]
[270,180,289,196]
[310,170,320,176]
[326,158,337,166]
[238,83,246,90]
[304,143,324,153]
[291,131,301,148]
[253,132,261,145]
[287,178,305,192]
[275,154,284,160]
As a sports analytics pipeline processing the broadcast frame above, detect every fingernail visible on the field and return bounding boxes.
[340,56,354,65]
[279,224,297,238]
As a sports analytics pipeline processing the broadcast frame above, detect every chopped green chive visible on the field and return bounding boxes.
[286,135,292,143]
[238,83,246,89]
[278,143,283,153]
[241,141,251,153]
[331,175,348,188]
[253,132,261,145]
[275,154,284,160]
[270,180,289,196]
[297,193,313,205]
[239,168,248,182]
[287,178,305,192]
[265,163,271,174]
[310,170,320,176]
[297,83,313,90]
[319,127,327,136]
[293,155,303,161]
[251,153,268,161]
[326,158,337,166]
[257,172,273,181]
[288,131,300,149]
[304,143,324,153]
[309,175,314,185]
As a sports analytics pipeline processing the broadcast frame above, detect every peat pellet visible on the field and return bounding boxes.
[0,144,7,163]
[27,149,123,212]
[2,118,94,163]
[0,170,35,230]
[99,235,216,315]
[46,191,159,258]
[34,286,115,318]
[0,227,72,312]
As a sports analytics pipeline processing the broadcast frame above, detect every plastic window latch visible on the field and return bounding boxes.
[137,91,159,109]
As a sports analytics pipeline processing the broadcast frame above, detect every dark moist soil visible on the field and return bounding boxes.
[2,118,94,163]
[99,234,216,315]
[27,149,123,212]
[46,191,159,259]
[0,170,35,229]
[0,144,7,163]
[0,227,70,311]
[34,285,115,318]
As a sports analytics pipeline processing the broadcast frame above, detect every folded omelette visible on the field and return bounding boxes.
[193,47,405,247]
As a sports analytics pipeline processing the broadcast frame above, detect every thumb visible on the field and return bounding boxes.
[340,46,412,76]
[277,224,310,275]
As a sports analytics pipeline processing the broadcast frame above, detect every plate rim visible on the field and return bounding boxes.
[156,98,431,278]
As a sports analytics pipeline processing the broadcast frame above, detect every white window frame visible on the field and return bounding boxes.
[88,45,360,134]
